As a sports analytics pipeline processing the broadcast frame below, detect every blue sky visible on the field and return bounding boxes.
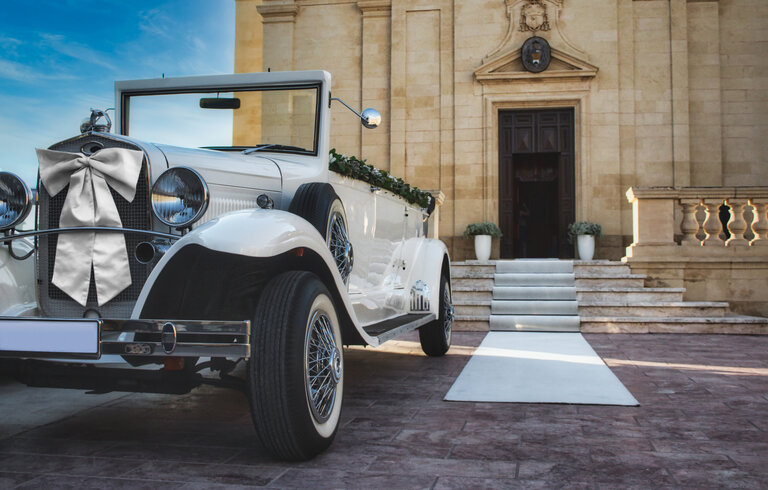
[0,0,235,185]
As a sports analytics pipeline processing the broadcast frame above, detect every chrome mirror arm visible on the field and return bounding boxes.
[330,97,381,129]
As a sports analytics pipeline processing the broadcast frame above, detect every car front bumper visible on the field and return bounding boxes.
[0,317,251,360]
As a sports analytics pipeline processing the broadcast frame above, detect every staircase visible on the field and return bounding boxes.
[451,260,768,334]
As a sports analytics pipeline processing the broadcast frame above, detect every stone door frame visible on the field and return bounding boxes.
[480,91,590,242]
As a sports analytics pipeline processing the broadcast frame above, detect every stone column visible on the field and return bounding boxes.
[357,0,391,170]
[257,1,297,72]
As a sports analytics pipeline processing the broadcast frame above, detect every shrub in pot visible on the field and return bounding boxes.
[464,222,502,261]
[567,221,602,260]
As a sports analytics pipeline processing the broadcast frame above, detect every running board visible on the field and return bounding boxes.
[363,313,435,344]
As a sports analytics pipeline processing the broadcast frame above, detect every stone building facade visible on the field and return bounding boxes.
[234,0,768,315]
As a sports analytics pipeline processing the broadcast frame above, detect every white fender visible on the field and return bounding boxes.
[405,238,450,316]
[0,239,36,315]
[132,209,379,345]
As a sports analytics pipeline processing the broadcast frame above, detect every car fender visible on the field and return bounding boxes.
[0,239,36,315]
[132,208,378,344]
[405,238,450,316]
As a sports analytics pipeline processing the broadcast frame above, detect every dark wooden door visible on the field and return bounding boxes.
[499,109,574,258]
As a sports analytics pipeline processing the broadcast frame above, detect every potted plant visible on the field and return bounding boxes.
[464,222,502,261]
[567,221,602,260]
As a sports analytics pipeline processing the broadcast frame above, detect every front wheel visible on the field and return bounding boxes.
[419,273,453,357]
[248,271,344,460]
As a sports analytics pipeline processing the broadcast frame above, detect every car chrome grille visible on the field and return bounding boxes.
[37,134,152,318]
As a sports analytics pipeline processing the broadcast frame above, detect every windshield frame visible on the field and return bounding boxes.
[118,81,323,157]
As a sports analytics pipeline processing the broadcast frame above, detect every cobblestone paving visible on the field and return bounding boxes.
[1,333,767,488]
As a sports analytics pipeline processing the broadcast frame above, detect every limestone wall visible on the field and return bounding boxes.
[236,0,768,261]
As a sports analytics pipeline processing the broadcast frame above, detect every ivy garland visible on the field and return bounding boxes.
[329,149,434,211]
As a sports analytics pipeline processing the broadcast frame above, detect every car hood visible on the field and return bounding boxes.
[154,144,282,192]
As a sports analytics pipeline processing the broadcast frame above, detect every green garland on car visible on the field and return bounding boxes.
[329,149,433,209]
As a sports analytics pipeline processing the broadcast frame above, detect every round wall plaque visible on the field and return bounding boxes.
[521,36,551,73]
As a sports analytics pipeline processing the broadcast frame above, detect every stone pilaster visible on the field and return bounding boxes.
[357,0,391,171]
[257,1,297,72]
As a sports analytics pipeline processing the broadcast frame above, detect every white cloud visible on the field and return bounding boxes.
[39,33,117,72]
[0,58,77,82]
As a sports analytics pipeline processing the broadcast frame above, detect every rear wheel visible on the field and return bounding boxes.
[419,273,453,357]
[289,183,353,284]
[248,271,343,460]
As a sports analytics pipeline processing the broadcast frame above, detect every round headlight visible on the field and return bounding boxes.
[0,171,33,231]
[151,167,209,228]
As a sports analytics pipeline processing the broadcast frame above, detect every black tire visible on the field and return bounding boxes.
[248,271,344,461]
[289,183,353,284]
[419,273,453,357]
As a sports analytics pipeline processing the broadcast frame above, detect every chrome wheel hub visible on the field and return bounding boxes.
[305,311,341,423]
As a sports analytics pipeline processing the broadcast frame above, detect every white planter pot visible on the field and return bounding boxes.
[577,234,595,261]
[474,235,492,261]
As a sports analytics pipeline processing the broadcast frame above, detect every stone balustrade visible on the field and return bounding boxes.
[625,187,768,259]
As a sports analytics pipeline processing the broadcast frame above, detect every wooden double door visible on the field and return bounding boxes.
[499,109,575,259]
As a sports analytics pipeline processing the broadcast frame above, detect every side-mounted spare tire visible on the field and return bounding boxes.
[289,183,353,284]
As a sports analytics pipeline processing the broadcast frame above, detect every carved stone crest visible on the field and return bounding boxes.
[521,36,551,72]
[520,0,550,32]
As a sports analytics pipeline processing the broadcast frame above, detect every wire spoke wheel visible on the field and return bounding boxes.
[305,310,342,423]
[419,272,453,357]
[327,210,353,284]
[442,280,454,346]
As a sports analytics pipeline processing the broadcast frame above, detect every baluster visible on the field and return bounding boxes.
[750,199,768,246]
[702,199,725,246]
[725,198,749,246]
[680,199,702,245]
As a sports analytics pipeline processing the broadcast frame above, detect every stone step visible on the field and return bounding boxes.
[451,261,496,274]
[496,259,573,274]
[452,286,493,302]
[492,300,578,315]
[577,287,685,303]
[494,286,577,300]
[494,273,575,287]
[580,316,768,335]
[574,275,646,288]
[490,314,581,332]
[573,260,631,276]
[452,276,494,288]
[454,315,490,331]
[454,302,491,316]
[579,301,729,318]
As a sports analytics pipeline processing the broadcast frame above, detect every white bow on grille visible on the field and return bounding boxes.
[37,147,144,306]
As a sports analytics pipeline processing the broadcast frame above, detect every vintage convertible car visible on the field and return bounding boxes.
[0,70,452,460]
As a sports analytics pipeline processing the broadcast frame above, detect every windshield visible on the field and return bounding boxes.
[121,84,320,155]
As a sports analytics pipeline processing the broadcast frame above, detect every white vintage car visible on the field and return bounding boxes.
[0,70,453,460]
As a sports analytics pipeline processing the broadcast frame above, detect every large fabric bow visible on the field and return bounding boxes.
[37,147,144,306]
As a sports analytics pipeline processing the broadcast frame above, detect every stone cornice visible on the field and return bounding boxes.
[357,0,391,17]
[257,1,298,23]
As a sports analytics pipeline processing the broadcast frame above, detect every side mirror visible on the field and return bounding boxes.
[331,97,382,130]
[361,108,381,129]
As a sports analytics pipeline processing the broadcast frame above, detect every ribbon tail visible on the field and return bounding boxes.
[51,231,95,307]
[92,232,132,306]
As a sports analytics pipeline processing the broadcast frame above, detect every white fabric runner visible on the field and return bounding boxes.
[37,147,144,306]
[445,332,638,406]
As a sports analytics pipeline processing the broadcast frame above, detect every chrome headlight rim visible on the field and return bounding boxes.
[151,166,209,229]
[0,171,33,231]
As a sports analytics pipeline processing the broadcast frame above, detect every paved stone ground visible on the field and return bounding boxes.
[1,332,767,488]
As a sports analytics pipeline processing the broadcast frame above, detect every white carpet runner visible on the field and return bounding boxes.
[445,332,638,406]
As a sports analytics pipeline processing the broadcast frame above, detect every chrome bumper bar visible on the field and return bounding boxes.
[0,317,251,360]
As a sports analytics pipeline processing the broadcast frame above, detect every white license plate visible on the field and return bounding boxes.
[0,319,100,357]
